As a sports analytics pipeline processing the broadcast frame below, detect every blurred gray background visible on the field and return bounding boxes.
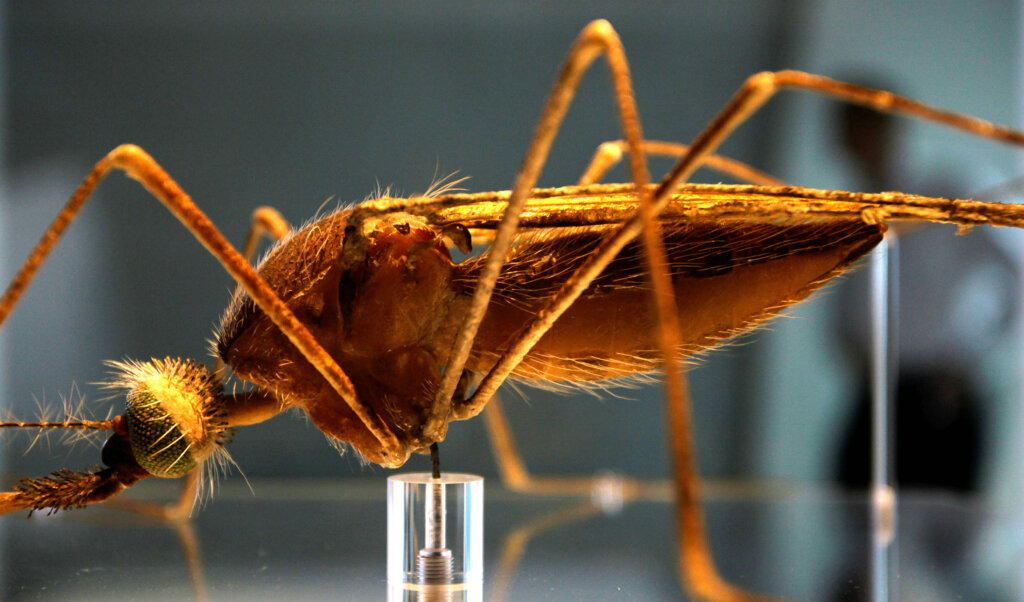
[1,0,1021,514]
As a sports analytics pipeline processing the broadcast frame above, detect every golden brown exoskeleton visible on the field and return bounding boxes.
[2,19,1024,602]
[217,187,883,463]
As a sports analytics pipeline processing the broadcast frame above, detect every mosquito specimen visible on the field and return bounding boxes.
[2,19,1024,601]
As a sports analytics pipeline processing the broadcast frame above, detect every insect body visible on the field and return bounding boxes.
[217,183,885,464]
[3,19,1024,601]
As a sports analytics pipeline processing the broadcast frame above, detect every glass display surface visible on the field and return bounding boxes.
[3,478,1019,601]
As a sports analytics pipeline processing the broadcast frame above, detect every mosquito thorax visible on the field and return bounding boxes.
[106,358,228,478]
[215,207,461,466]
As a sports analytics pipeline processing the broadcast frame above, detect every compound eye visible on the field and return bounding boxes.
[125,389,201,477]
[109,358,228,478]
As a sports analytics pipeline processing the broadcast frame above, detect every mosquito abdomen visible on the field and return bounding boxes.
[463,217,884,382]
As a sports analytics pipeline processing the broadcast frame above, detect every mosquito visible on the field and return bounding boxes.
[1,19,1024,601]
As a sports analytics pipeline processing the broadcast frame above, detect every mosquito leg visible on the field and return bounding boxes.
[628,79,1024,601]
[0,204,287,517]
[486,385,753,599]
[107,467,202,522]
[484,140,784,497]
[240,206,290,263]
[578,140,785,186]
[0,145,403,465]
[106,474,210,601]
[545,69,1024,601]
[465,140,790,411]
[667,375,763,600]
[482,397,531,491]
[442,20,774,600]
[467,67,1024,413]
[656,70,1024,201]
[168,470,200,522]
[423,19,653,442]
[483,393,657,496]
[214,206,291,381]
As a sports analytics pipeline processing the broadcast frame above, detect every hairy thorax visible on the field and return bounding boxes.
[217,209,467,463]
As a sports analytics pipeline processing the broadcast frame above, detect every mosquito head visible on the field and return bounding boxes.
[0,358,230,515]
[106,358,230,478]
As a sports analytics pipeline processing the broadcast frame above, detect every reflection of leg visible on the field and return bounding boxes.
[484,370,774,600]
[104,469,209,600]
[485,388,773,599]
[667,374,764,601]
[486,365,771,599]
[490,501,604,602]
[172,518,209,602]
